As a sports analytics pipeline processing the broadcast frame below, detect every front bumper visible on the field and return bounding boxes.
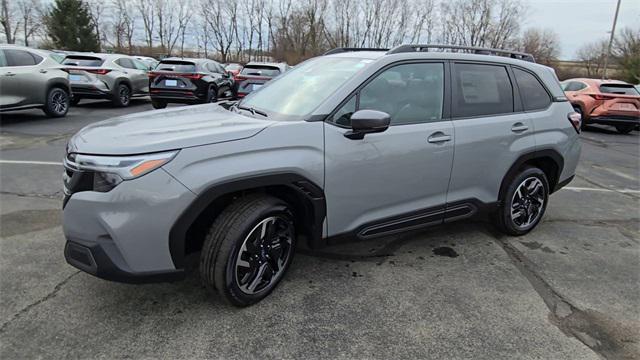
[65,238,184,283]
[63,168,196,283]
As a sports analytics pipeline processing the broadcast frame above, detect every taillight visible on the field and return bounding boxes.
[567,112,581,133]
[86,69,111,75]
[234,75,246,81]
[147,71,158,78]
[183,73,204,80]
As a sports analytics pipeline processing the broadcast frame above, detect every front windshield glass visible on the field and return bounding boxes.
[240,57,373,119]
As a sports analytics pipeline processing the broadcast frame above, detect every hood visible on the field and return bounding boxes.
[68,104,274,155]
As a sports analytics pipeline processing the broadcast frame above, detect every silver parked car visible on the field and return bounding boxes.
[63,45,581,306]
[0,45,71,117]
[62,53,150,107]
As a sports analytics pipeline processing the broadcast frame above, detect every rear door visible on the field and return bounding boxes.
[0,49,45,108]
[324,61,455,237]
[447,62,536,206]
[115,57,147,94]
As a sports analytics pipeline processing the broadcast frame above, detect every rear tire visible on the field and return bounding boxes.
[200,194,296,307]
[42,87,69,117]
[493,166,549,236]
[112,83,131,107]
[205,85,217,103]
[151,100,167,109]
[615,124,634,134]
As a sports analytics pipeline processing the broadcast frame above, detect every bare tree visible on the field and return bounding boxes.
[86,0,107,50]
[137,0,155,50]
[201,0,240,62]
[17,0,43,47]
[576,40,608,78]
[112,0,136,53]
[0,0,19,44]
[613,27,640,83]
[519,28,559,65]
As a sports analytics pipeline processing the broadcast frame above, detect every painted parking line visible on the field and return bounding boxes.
[563,186,640,194]
[0,160,61,166]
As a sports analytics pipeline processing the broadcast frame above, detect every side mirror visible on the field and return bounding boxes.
[344,110,391,140]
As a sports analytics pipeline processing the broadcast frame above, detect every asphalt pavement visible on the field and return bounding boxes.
[0,99,638,359]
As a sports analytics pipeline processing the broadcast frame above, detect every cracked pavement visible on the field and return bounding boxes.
[1,101,639,359]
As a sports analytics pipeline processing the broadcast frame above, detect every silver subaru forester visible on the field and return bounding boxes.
[63,45,581,306]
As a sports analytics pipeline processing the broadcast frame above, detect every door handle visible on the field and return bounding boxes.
[4,72,15,77]
[427,132,452,143]
[511,123,529,133]
[39,69,48,74]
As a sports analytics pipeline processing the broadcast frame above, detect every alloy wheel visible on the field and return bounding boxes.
[119,86,130,105]
[510,177,545,229]
[235,216,294,295]
[51,90,68,114]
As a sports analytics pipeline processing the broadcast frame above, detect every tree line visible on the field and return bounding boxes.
[1,0,638,83]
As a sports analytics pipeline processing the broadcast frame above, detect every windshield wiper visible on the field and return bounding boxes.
[237,105,268,117]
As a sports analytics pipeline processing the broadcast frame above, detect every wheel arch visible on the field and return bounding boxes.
[498,150,564,204]
[44,78,71,102]
[169,173,326,269]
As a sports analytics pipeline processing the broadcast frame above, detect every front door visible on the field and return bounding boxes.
[323,62,454,238]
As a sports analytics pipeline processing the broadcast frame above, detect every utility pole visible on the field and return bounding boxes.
[602,0,622,80]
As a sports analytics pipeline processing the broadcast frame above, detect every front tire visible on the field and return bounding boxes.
[615,124,634,134]
[200,195,296,307]
[205,85,217,103]
[70,96,82,106]
[494,167,549,236]
[42,87,69,117]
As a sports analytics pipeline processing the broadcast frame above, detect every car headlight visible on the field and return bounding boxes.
[64,150,179,192]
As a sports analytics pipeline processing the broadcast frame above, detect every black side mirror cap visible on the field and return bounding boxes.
[344,110,391,140]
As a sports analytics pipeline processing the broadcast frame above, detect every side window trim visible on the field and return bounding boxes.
[451,61,517,120]
[511,65,553,113]
[325,59,451,128]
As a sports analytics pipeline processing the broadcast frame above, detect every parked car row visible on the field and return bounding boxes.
[0,44,291,118]
[561,78,639,134]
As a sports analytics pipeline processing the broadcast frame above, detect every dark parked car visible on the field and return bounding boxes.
[148,58,234,109]
[234,62,289,98]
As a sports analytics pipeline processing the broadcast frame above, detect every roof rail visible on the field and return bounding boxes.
[324,47,389,56]
[387,44,535,62]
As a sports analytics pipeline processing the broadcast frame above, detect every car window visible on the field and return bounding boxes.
[600,84,640,95]
[115,58,136,69]
[358,63,444,125]
[132,59,149,71]
[513,68,551,111]
[62,56,104,67]
[241,65,281,77]
[330,96,357,127]
[4,49,40,66]
[453,63,513,118]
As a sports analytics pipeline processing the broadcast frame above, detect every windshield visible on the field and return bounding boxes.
[157,61,196,72]
[62,56,104,67]
[240,57,373,118]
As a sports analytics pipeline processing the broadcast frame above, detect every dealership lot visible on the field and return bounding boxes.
[0,100,638,359]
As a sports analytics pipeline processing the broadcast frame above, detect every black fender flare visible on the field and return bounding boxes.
[168,172,326,269]
[113,78,132,94]
[498,149,565,204]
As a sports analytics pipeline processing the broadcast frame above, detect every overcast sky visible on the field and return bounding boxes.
[523,0,640,59]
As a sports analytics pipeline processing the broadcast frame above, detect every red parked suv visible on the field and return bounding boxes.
[561,78,639,134]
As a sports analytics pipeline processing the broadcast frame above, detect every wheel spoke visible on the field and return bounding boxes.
[246,263,268,292]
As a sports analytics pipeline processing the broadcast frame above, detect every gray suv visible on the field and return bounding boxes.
[63,45,581,306]
[62,53,150,107]
[0,45,71,117]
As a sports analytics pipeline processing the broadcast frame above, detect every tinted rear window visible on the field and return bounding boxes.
[513,68,551,111]
[600,84,639,95]
[4,49,42,66]
[453,63,514,117]
[157,61,196,72]
[62,56,104,67]
[241,65,281,77]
